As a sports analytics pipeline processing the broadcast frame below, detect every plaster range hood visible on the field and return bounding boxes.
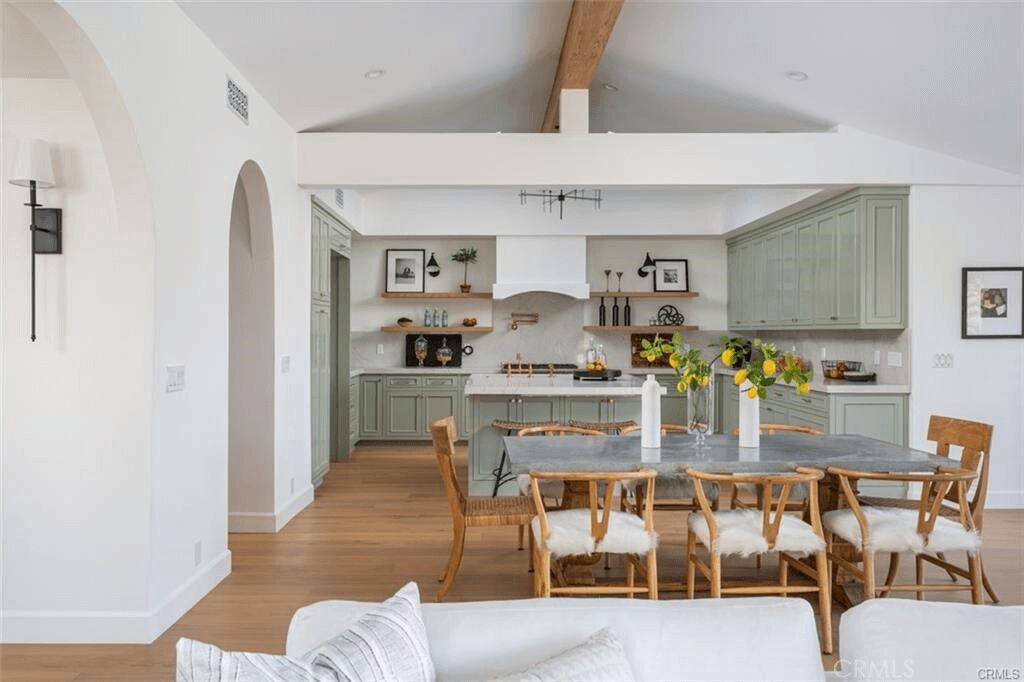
[492,236,590,299]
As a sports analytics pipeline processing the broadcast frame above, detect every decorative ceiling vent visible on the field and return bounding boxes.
[226,77,249,124]
[334,188,345,211]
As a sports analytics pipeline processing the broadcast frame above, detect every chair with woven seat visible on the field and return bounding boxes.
[824,465,983,605]
[489,418,560,496]
[857,415,999,603]
[568,419,637,435]
[530,469,659,599]
[685,466,832,654]
[432,416,536,601]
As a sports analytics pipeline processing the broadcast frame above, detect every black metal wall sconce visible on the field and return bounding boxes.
[9,138,62,342]
[425,252,441,277]
[637,252,655,278]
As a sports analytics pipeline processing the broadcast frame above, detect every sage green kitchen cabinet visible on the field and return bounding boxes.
[564,397,608,424]
[385,389,423,437]
[654,375,688,426]
[311,205,331,303]
[349,378,359,449]
[424,391,461,432]
[310,302,331,486]
[717,383,740,435]
[359,375,384,438]
[468,396,561,491]
[726,187,906,331]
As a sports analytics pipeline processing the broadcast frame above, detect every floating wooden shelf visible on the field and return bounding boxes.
[583,325,699,333]
[381,291,492,299]
[589,291,699,299]
[380,325,493,334]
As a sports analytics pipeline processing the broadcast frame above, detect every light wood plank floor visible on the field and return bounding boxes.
[2,442,1022,680]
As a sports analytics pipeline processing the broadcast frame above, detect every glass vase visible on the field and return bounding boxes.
[687,384,711,449]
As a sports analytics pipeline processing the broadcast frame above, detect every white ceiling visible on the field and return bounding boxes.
[179,1,1023,174]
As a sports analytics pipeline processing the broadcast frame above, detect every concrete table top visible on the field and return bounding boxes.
[504,432,946,476]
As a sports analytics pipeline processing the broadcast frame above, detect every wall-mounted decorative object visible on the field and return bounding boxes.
[385,249,425,293]
[519,188,602,220]
[654,259,689,292]
[406,333,465,368]
[9,138,61,342]
[630,334,669,368]
[451,247,478,293]
[425,252,441,277]
[637,252,655,278]
[657,305,686,326]
[962,267,1023,339]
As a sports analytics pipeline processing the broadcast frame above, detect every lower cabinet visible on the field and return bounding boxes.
[357,374,468,441]
[359,375,384,438]
[349,378,359,449]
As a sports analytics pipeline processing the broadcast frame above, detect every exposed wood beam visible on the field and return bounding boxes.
[541,0,624,133]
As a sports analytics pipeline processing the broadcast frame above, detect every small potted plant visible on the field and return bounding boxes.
[451,247,478,293]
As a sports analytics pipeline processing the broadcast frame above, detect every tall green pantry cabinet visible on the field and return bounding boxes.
[310,199,352,488]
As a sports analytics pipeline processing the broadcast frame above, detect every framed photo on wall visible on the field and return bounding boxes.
[961,267,1024,339]
[653,259,689,292]
[385,249,426,293]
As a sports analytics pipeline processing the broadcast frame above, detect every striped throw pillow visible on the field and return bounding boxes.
[489,628,635,682]
[177,582,435,682]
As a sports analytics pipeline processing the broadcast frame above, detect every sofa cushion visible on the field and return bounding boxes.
[288,596,825,681]
[489,628,634,682]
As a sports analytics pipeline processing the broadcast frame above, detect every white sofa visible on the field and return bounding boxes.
[287,596,827,681]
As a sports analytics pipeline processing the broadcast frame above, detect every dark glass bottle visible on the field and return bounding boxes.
[612,297,620,326]
[598,297,607,326]
[624,297,631,326]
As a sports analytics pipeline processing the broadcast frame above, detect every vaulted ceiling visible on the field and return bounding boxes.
[178,1,1023,174]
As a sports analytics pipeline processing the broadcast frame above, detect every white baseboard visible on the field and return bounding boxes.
[228,510,277,533]
[274,485,314,531]
[986,490,1024,509]
[1,550,231,644]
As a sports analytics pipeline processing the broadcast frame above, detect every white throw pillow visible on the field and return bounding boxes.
[489,628,635,682]
[177,582,435,682]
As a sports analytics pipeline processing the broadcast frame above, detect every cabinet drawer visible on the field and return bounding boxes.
[423,376,459,388]
[788,406,829,434]
[765,385,790,404]
[386,376,421,388]
[788,391,828,414]
[759,402,788,424]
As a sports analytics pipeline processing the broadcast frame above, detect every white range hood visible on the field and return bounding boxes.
[492,235,590,299]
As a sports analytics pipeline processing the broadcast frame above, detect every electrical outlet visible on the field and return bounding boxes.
[166,365,185,392]
[887,351,903,368]
[820,347,827,360]
[281,355,290,373]
[376,343,385,355]
[873,350,881,365]
[933,353,954,369]
[194,540,202,567]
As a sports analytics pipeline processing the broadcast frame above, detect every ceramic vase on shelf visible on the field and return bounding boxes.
[737,380,760,448]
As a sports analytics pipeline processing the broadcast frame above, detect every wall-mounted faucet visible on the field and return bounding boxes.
[510,312,540,331]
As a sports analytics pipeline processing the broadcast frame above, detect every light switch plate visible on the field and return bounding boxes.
[873,350,881,365]
[376,343,385,355]
[166,365,185,392]
[281,355,291,373]
[887,351,903,368]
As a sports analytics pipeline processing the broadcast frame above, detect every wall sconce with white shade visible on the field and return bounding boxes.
[9,138,62,342]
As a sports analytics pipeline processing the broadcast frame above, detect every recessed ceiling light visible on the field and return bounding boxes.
[602,83,618,92]
[363,69,385,79]
[784,70,808,81]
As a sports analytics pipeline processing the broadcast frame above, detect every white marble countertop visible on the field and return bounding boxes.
[714,367,909,395]
[464,373,667,397]
[350,367,485,378]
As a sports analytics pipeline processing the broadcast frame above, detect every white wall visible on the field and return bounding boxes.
[908,186,1024,508]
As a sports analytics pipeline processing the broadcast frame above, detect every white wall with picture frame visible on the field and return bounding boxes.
[961,266,1024,339]
[384,248,425,293]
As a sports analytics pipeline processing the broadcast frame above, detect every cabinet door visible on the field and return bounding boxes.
[359,376,383,437]
[656,376,688,426]
[795,220,816,325]
[718,385,740,435]
[384,390,423,437]
[834,203,859,324]
[311,207,331,302]
[610,397,642,425]
[727,245,741,328]
[311,303,330,483]
[460,377,472,440]
[519,397,561,424]
[830,395,908,498]
[863,198,905,327]
[777,226,798,325]
[736,241,753,327]
[349,379,359,449]
[759,400,788,426]
[814,211,839,324]
[749,238,767,327]
[424,391,460,435]
[761,232,781,326]
[469,397,517,490]
[564,397,604,424]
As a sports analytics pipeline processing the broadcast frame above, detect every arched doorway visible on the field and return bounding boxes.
[228,160,276,531]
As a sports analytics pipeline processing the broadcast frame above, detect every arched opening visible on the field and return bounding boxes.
[228,160,276,531]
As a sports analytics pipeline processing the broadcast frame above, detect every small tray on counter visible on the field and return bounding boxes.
[841,371,877,383]
[573,369,623,381]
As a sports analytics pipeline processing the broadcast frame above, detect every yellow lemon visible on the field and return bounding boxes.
[676,379,687,393]
[722,348,735,366]
[797,382,811,395]
[762,359,777,375]
[747,387,758,399]
[700,375,710,387]
[669,355,681,369]
[733,368,748,385]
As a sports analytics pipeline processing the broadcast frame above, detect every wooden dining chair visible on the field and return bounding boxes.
[530,469,659,599]
[618,423,689,435]
[729,424,823,512]
[824,466,983,605]
[432,416,536,601]
[568,419,637,434]
[618,424,720,515]
[857,416,999,603]
[685,467,832,653]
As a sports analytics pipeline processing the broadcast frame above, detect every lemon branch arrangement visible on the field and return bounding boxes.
[638,333,812,399]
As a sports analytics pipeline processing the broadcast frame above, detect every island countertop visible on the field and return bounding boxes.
[464,373,668,397]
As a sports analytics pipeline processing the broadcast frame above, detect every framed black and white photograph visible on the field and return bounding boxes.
[962,267,1023,339]
[653,259,689,292]
[385,249,426,293]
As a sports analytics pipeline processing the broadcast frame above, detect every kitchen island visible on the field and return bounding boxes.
[463,373,666,495]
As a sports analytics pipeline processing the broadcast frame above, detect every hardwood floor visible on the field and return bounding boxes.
[2,442,1022,680]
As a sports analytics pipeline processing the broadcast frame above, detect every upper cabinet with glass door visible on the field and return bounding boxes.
[726,187,907,331]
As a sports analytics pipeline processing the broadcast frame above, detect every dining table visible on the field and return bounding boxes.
[504,431,949,603]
